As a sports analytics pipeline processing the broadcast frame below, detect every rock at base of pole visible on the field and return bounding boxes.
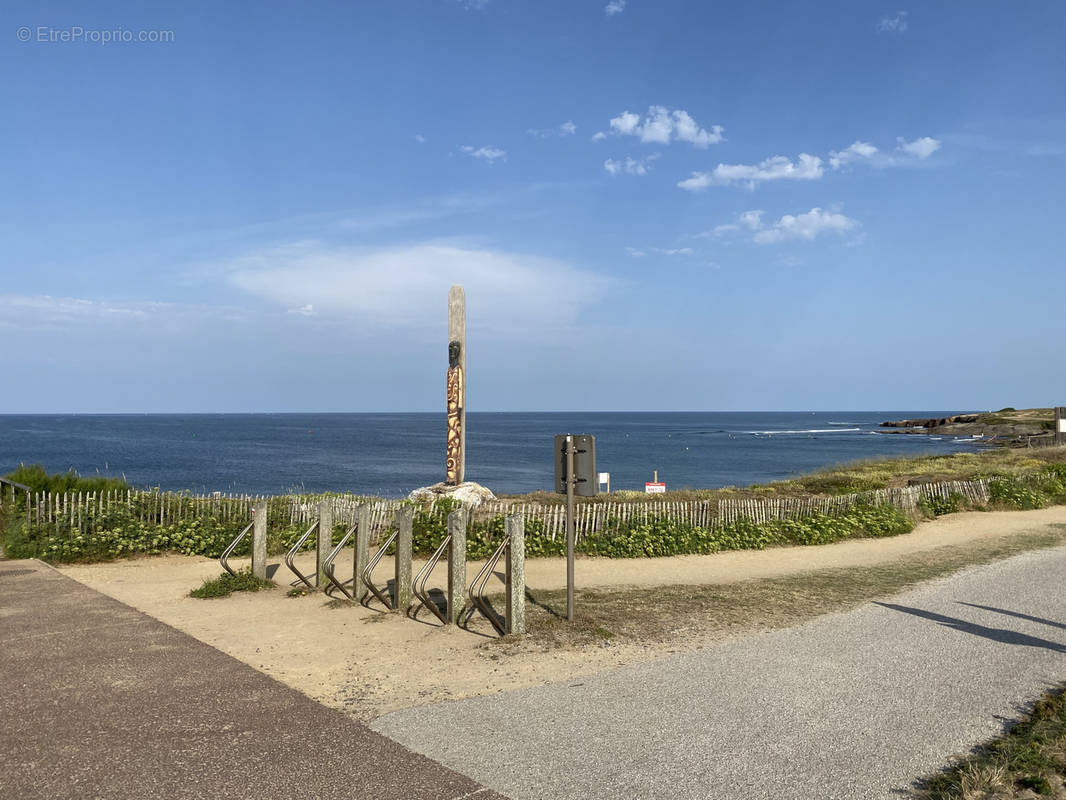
[408,482,496,507]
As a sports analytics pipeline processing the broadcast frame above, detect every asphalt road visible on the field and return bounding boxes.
[373,546,1066,800]
[0,559,505,800]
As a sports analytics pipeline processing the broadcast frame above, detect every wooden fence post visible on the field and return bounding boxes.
[251,500,268,579]
[353,504,370,602]
[447,509,467,625]
[505,513,525,635]
[316,500,333,587]
[395,506,414,613]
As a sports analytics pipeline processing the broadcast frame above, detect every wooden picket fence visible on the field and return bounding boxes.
[2,477,994,544]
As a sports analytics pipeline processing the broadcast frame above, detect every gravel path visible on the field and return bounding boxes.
[372,545,1066,799]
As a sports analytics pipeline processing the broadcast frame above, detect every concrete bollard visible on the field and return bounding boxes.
[446,509,467,625]
[395,506,414,613]
[316,500,333,588]
[353,504,371,603]
[251,500,268,579]
[505,514,526,635]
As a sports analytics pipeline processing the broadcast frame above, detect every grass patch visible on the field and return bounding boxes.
[4,462,129,494]
[916,685,1066,799]
[189,570,274,599]
[495,525,1066,651]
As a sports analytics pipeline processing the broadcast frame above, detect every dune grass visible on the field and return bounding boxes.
[916,685,1066,799]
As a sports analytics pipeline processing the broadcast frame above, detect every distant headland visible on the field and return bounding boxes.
[880,407,1056,447]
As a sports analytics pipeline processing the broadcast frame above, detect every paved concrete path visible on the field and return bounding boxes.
[373,546,1066,800]
[0,560,505,800]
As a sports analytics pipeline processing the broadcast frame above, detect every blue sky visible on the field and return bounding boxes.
[3,0,1064,413]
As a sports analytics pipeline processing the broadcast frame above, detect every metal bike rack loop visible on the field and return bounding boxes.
[322,523,358,599]
[411,534,451,624]
[219,520,255,576]
[467,534,509,635]
[361,527,398,609]
[284,519,320,589]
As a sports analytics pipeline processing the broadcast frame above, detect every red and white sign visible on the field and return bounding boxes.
[645,482,666,494]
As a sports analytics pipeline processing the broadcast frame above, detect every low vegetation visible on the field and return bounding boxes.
[3,450,1065,565]
[916,684,1066,799]
[189,569,274,599]
[3,462,129,494]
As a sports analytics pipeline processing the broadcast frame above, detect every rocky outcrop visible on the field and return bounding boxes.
[880,415,979,429]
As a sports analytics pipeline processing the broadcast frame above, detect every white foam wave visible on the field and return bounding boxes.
[747,428,862,435]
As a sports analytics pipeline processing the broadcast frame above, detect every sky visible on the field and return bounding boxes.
[2,0,1065,413]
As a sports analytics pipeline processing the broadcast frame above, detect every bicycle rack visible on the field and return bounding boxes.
[322,523,358,599]
[219,520,256,576]
[466,535,509,635]
[361,528,398,609]
[411,534,451,624]
[284,520,320,589]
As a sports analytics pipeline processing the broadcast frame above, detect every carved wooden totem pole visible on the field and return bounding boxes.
[445,285,466,485]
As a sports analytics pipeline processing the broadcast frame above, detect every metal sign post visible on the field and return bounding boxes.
[565,435,576,621]
[555,434,596,622]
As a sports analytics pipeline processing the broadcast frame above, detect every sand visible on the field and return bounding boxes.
[58,506,1066,720]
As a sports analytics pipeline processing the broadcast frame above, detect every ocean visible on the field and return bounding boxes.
[0,412,984,498]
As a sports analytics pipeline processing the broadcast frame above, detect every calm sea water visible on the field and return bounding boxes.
[0,412,984,498]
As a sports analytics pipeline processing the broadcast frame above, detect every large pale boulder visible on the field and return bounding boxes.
[408,481,496,507]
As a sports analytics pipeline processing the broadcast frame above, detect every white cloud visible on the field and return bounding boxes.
[828,141,879,169]
[753,208,859,244]
[628,246,695,257]
[591,131,607,142]
[829,136,941,169]
[605,0,626,15]
[604,153,660,176]
[414,134,427,144]
[603,106,724,148]
[703,207,859,245]
[226,242,611,332]
[706,209,765,237]
[455,0,490,9]
[897,136,941,159]
[0,293,248,332]
[877,11,908,33]
[528,121,577,138]
[678,153,823,190]
[288,304,315,316]
[460,145,507,163]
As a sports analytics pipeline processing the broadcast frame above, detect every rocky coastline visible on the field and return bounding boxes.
[879,408,1056,447]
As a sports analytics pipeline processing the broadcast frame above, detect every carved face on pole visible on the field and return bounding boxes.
[446,340,464,485]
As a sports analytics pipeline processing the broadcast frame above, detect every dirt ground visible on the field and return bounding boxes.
[59,506,1066,721]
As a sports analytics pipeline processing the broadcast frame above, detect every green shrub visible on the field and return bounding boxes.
[4,463,129,494]
[918,492,967,518]
[190,570,274,598]
[1044,463,1066,480]
[989,477,1048,510]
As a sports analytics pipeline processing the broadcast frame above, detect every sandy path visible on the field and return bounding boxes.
[58,507,1066,720]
